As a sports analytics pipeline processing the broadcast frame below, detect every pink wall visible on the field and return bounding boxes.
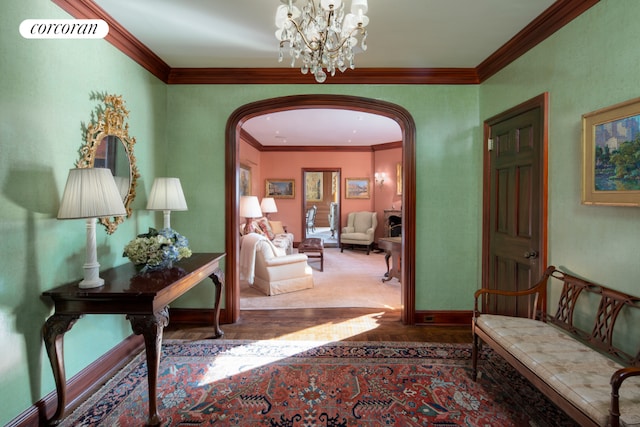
[239,139,401,242]
[373,147,403,240]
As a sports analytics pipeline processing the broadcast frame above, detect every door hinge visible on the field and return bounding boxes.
[487,138,494,151]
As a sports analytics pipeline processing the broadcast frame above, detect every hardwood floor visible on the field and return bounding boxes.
[165,308,472,343]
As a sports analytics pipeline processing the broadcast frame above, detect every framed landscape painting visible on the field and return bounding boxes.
[265,179,295,199]
[582,97,640,206]
[345,178,370,199]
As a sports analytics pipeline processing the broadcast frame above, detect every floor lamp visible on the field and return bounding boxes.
[57,168,126,289]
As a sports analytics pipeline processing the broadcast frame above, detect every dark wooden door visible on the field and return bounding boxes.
[483,94,548,317]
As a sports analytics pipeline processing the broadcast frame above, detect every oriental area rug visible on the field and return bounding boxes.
[60,340,578,427]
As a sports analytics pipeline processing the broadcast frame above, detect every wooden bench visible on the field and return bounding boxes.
[472,266,640,427]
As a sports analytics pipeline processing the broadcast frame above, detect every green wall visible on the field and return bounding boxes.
[1,1,166,424]
[1,0,638,424]
[479,0,640,294]
[165,84,481,310]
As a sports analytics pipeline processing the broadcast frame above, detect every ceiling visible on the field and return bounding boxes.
[89,0,559,146]
[93,0,556,69]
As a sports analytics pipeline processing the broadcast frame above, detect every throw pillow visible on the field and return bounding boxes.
[255,217,275,240]
[241,221,264,236]
[269,220,285,235]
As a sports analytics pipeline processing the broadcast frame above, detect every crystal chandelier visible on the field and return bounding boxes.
[275,0,369,83]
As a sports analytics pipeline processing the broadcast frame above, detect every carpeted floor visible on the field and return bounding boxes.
[60,340,578,427]
[240,247,401,310]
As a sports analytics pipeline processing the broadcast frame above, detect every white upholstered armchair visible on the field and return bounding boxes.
[240,233,313,296]
[340,211,377,255]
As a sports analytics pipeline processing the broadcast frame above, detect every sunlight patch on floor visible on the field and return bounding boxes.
[197,313,384,385]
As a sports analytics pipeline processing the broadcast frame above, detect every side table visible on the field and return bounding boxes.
[378,237,401,282]
[41,252,225,426]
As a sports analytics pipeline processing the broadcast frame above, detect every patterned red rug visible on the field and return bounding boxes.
[61,340,578,426]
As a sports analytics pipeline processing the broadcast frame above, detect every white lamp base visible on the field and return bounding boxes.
[79,275,105,289]
[79,218,105,289]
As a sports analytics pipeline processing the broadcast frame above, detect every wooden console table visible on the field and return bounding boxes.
[42,252,225,426]
[378,237,401,282]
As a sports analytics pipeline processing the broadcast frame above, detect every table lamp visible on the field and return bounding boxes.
[240,195,262,232]
[57,168,127,289]
[260,197,278,219]
[146,177,188,229]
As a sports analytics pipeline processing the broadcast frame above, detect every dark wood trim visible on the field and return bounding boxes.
[52,0,597,85]
[372,141,403,151]
[242,127,402,152]
[7,335,143,427]
[226,94,416,325]
[481,93,549,290]
[167,67,479,85]
[477,0,599,81]
[169,307,230,325]
[51,0,171,82]
[262,145,374,152]
[239,128,263,152]
[415,310,473,326]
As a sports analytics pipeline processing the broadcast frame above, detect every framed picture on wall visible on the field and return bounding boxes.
[396,162,402,195]
[345,178,370,199]
[582,96,640,206]
[265,179,295,198]
[305,172,323,201]
[239,164,251,196]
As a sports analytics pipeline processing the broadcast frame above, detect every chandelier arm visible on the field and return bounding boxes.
[286,18,321,52]
[322,25,365,54]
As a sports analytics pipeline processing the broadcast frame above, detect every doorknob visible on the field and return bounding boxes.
[523,251,538,259]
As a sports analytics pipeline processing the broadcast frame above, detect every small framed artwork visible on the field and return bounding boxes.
[582,97,640,206]
[345,178,370,199]
[239,164,251,197]
[396,162,402,196]
[265,179,295,199]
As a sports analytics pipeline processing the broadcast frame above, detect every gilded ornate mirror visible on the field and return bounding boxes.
[78,94,139,234]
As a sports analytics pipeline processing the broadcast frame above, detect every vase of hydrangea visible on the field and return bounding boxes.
[123,227,192,272]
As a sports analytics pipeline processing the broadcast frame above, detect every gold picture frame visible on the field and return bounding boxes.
[582,97,640,206]
[345,178,370,199]
[265,179,295,199]
[396,162,402,195]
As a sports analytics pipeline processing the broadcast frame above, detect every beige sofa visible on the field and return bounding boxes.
[240,234,313,296]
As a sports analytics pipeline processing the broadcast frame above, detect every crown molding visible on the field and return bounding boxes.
[240,128,402,151]
[51,0,171,81]
[167,67,479,85]
[476,0,599,81]
[53,0,599,85]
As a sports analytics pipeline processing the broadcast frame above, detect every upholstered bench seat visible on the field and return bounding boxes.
[476,314,640,427]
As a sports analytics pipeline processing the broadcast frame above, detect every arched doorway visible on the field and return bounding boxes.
[225,95,416,324]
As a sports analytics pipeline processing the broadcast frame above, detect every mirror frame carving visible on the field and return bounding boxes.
[77,94,139,234]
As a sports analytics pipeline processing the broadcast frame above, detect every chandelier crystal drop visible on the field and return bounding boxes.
[275,0,369,83]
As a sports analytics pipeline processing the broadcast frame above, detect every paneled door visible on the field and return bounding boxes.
[482,94,548,317]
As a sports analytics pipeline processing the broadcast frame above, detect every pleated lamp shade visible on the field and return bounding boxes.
[146,177,188,211]
[57,168,126,219]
